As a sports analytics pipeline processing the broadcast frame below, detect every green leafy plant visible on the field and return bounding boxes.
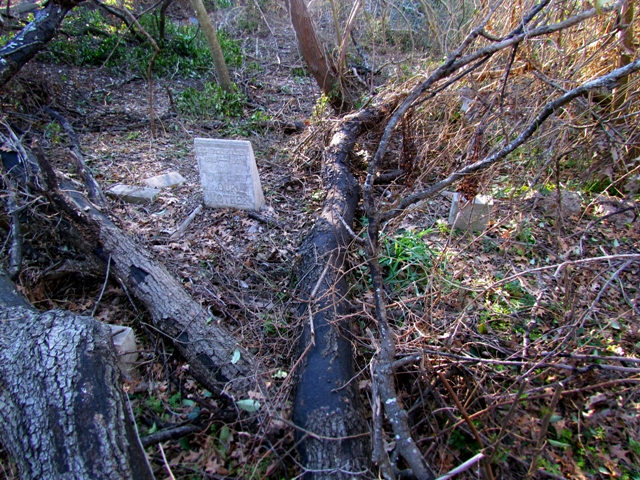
[379,229,436,290]
[40,7,242,77]
[177,82,246,119]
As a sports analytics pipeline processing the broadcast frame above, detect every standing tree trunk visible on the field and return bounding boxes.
[0,0,83,86]
[190,0,233,92]
[289,0,350,113]
[0,271,155,480]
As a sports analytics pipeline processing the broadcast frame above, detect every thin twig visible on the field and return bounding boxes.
[382,55,640,221]
[437,370,494,480]
[120,5,159,138]
[169,204,203,240]
[158,443,176,480]
[486,378,528,465]
[91,255,111,317]
[436,453,485,480]
[527,383,564,477]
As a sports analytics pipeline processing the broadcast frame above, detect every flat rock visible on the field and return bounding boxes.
[536,189,582,218]
[107,184,159,204]
[144,171,186,189]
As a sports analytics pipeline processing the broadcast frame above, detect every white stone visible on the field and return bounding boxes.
[107,324,138,373]
[195,138,265,211]
[144,171,186,189]
[107,184,159,204]
[449,193,493,232]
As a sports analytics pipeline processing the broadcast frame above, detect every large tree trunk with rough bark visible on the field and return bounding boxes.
[288,0,350,113]
[292,105,391,478]
[0,271,155,480]
[0,0,83,86]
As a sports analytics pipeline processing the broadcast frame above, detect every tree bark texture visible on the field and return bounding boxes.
[292,105,391,478]
[56,185,261,399]
[288,0,349,113]
[0,0,82,86]
[0,272,155,480]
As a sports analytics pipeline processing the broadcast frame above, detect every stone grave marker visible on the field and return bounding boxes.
[107,324,138,374]
[195,138,264,211]
[144,171,186,189]
[107,184,159,204]
[449,193,493,232]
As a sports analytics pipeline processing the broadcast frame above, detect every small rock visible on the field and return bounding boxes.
[594,194,635,228]
[536,189,582,218]
[107,184,159,204]
[144,171,186,189]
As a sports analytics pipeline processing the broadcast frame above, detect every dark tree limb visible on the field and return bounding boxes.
[140,424,203,448]
[0,271,155,480]
[158,0,173,41]
[0,0,84,86]
[44,107,107,207]
[293,104,395,478]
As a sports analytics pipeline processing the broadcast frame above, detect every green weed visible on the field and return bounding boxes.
[379,229,436,290]
[177,82,246,119]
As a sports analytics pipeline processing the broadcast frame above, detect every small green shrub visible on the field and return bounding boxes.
[177,82,246,119]
[379,229,436,290]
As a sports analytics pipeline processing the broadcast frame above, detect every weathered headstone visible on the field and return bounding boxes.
[144,171,186,189]
[195,138,265,211]
[449,193,493,232]
[107,184,159,204]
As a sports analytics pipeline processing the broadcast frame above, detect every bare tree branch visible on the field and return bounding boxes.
[381,57,640,222]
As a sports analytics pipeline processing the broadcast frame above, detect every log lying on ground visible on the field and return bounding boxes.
[0,271,155,479]
[293,104,393,478]
[56,182,262,399]
[1,141,262,400]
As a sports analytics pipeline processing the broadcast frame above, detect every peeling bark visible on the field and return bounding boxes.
[293,105,392,478]
[0,271,154,480]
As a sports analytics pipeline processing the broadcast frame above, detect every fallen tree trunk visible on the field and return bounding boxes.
[0,271,155,480]
[293,103,394,478]
[0,0,83,86]
[56,181,262,399]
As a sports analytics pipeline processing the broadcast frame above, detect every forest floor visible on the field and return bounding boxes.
[1,2,640,479]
